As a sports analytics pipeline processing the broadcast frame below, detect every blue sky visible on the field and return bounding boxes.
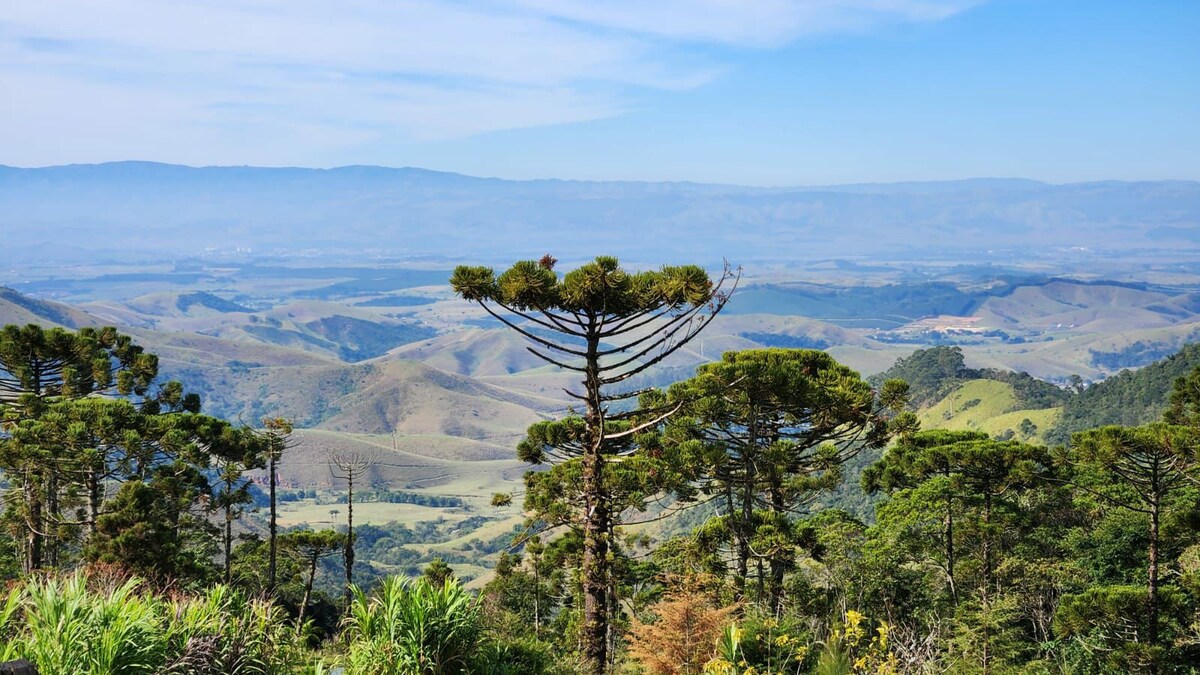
[1,0,1197,184]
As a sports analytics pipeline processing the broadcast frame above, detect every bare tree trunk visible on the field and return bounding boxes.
[735,512,749,602]
[269,453,278,592]
[1149,497,1161,666]
[755,558,765,606]
[581,446,610,672]
[581,327,610,675]
[768,474,786,614]
[26,375,45,572]
[946,491,957,606]
[86,468,102,541]
[736,444,754,603]
[25,475,43,573]
[224,497,234,585]
[607,520,619,670]
[297,555,317,637]
[533,557,541,635]
[344,475,355,605]
[981,491,992,675]
[46,472,59,568]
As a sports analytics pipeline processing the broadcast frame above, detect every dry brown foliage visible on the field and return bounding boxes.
[625,575,738,675]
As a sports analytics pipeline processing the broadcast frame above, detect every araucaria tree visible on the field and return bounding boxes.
[330,447,379,605]
[863,429,993,605]
[864,433,1054,670]
[0,324,202,573]
[0,324,158,412]
[209,424,265,585]
[282,528,346,635]
[451,255,737,672]
[666,348,912,610]
[259,417,295,592]
[1068,423,1199,655]
[517,396,697,664]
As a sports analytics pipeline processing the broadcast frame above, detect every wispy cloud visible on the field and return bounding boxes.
[510,0,983,46]
[0,0,980,165]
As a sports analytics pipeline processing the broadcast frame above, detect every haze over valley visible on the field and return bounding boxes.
[4,162,1198,265]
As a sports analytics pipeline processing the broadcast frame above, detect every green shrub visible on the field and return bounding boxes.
[344,576,481,675]
[162,583,307,674]
[472,637,561,674]
[6,570,307,675]
[22,574,162,674]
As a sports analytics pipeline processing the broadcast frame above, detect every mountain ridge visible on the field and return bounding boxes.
[6,160,1198,192]
[4,161,1198,265]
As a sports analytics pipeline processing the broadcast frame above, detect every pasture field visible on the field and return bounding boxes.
[275,500,477,528]
[917,379,1062,443]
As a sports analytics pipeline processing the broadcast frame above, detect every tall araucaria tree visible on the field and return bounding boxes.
[329,447,379,606]
[208,424,266,585]
[664,348,913,610]
[1067,423,1199,657]
[867,434,1053,671]
[451,255,737,673]
[282,528,346,636]
[517,395,699,665]
[258,417,295,593]
[863,429,992,606]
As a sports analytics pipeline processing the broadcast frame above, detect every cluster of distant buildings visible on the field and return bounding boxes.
[874,315,1024,345]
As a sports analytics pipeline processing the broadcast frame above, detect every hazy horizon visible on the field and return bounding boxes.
[3,161,1198,268]
[4,159,1199,189]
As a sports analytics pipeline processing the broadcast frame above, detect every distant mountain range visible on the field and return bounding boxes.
[2,162,1198,264]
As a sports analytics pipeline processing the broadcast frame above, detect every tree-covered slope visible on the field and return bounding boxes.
[870,345,1068,410]
[875,343,1200,447]
[1048,342,1200,444]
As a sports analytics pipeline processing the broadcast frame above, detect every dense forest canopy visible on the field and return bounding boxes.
[4,312,1200,673]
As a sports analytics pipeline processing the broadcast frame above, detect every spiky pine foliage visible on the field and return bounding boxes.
[344,576,482,675]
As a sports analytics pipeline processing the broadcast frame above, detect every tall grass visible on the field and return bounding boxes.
[161,583,308,674]
[0,584,26,662]
[4,570,307,675]
[343,576,481,675]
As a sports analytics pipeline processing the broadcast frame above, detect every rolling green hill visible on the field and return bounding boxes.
[871,345,1068,410]
[916,379,1061,444]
